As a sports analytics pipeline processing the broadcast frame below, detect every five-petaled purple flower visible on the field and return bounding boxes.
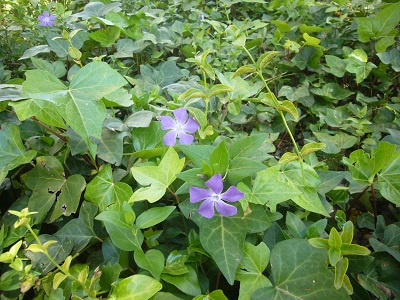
[160,108,200,146]
[38,11,56,27]
[189,174,244,218]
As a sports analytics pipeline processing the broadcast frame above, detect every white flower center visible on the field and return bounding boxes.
[211,194,221,202]
[44,17,51,22]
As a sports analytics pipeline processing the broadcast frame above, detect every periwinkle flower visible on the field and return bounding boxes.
[160,108,200,146]
[38,11,56,27]
[189,174,244,218]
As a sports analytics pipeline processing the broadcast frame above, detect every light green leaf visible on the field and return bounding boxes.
[208,84,234,98]
[85,164,133,212]
[160,265,201,296]
[231,65,256,79]
[286,211,306,239]
[10,99,65,128]
[378,155,400,206]
[134,249,164,280]
[19,45,50,60]
[109,274,162,300]
[95,210,143,251]
[124,111,153,128]
[301,142,326,157]
[31,57,66,78]
[240,166,299,212]
[236,242,271,300]
[257,51,280,69]
[228,134,268,160]
[277,100,299,121]
[69,62,127,102]
[335,258,349,290]
[178,145,215,168]
[178,88,206,101]
[22,70,68,102]
[89,27,120,47]
[0,125,36,184]
[97,128,128,166]
[251,239,350,299]
[136,206,176,229]
[325,55,347,77]
[130,147,185,203]
[210,141,229,175]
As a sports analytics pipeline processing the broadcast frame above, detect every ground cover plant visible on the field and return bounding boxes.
[0,0,399,299]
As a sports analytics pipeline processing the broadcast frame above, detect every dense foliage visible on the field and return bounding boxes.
[0,0,399,299]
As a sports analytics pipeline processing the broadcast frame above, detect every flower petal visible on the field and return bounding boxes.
[43,11,50,17]
[160,116,176,130]
[215,201,238,217]
[173,108,188,125]
[38,16,45,21]
[163,130,177,146]
[39,20,47,26]
[182,117,200,133]
[205,174,223,194]
[47,21,54,27]
[220,186,244,202]
[189,187,212,203]
[177,131,194,145]
[197,199,215,218]
[49,15,56,21]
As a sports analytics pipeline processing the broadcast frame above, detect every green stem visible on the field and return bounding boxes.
[242,46,305,182]
[25,224,95,297]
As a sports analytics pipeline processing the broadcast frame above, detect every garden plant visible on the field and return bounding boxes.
[0,0,399,299]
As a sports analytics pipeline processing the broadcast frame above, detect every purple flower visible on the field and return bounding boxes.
[160,108,199,146]
[189,174,244,218]
[38,11,56,27]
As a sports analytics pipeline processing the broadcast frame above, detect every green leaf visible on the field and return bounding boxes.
[236,242,272,300]
[136,206,176,229]
[341,221,354,244]
[277,100,299,121]
[308,238,330,250]
[97,128,128,166]
[240,166,299,212]
[231,65,256,79]
[228,157,266,181]
[257,51,280,69]
[25,235,73,274]
[130,147,185,203]
[54,201,98,253]
[193,290,228,300]
[208,84,234,98]
[228,134,268,160]
[95,210,143,251]
[210,141,229,175]
[378,155,400,206]
[340,243,371,256]
[306,219,328,238]
[109,274,162,300]
[286,211,306,239]
[89,27,120,47]
[292,46,323,70]
[178,145,214,168]
[301,142,326,157]
[251,239,350,299]
[334,258,349,289]
[22,70,67,103]
[329,228,343,249]
[30,57,66,78]
[325,55,347,77]
[180,201,269,285]
[377,49,400,72]
[311,83,354,101]
[160,265,201,296]
[278,152,299,165]
[0,125,36,184]
[85,164,133,212]
[178,88,206,101]
[69,62,127,102]
[345,57,376,84]
[124,111,153,128]
[10,99,65,128]
[134,249,164,280]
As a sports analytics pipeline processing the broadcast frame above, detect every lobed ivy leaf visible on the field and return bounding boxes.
[130,147,185,203]
[251,239,350,299]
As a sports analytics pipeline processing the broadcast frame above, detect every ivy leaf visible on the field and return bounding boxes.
[97,128,129,166]
[54,201,98,254]
[236,242,272,300]
[251,239,350,299]
[179,201,270,285]
[10,99,65,128]
[292,46,323,70]
[108,274,162,300]
[130,147,185,203]
[160,265,201,296]
[238,166,299,212]
[84,164,133,212]
[324,55,347,77]
[0,125,36,184]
